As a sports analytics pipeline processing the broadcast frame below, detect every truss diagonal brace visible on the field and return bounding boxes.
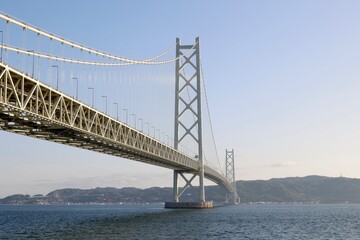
[178,172,197,198]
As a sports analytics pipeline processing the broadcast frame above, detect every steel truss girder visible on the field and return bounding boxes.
[0,63,234,194]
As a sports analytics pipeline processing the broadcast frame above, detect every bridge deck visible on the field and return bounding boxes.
[0,63,235,195]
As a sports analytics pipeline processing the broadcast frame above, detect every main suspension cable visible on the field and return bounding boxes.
[0,42,198,66]
[201,61,224,175]
[0,13,196,65]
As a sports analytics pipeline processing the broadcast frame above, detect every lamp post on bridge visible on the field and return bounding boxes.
[161,131,164,143]
[51,65,59,90]
[88,87,94,108]
[145,122,150,135]
[130,114,136,129]
[151,126,155,138]
[122,109,128,124]
[113,103,119,120]
[166,134,169,145]
[72,77,79,99]
[139,118,143,132]
[157,129,160,140]
[101,96,108,114]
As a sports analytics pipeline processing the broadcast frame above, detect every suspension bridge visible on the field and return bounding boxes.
[0,13,239,208]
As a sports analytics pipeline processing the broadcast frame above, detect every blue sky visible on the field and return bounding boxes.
[1,0,360,197]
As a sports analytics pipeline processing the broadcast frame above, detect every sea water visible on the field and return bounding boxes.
[0,204,359,239]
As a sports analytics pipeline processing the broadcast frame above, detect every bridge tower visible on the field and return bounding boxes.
[165,37,212,208]
[225,149,240,204]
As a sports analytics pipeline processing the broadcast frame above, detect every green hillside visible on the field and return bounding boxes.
[2,176,360,204]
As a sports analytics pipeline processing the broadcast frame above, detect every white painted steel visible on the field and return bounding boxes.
[0,63,235,195]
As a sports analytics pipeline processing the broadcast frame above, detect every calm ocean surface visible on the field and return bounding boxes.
[0,204,359,239]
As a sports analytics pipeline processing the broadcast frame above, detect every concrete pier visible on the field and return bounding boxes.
[164,201,214,209]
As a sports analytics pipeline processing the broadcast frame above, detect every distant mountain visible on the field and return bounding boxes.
[237,175,360,203]
[1,175,360,204]
[0,194,31,204]
[46,187,173,203]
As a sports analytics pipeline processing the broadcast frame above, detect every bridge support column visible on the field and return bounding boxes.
[167,170,212,208]
[173,170,179,202]
[225,149,240,204]
[166,37,212,209]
